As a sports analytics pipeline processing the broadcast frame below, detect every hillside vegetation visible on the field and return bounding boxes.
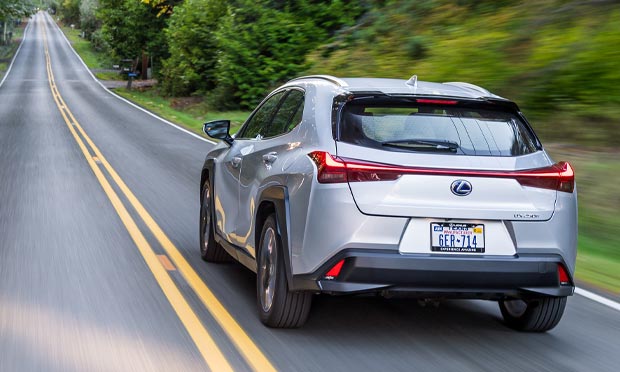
[51,0,620,146]
[306,0,620,145]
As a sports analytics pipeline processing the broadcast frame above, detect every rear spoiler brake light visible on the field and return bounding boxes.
[308,151,574,193]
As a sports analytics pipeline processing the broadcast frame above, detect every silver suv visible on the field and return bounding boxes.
[200,75,577,331]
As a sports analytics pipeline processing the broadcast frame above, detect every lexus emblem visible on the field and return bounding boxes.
[451,180,472,196]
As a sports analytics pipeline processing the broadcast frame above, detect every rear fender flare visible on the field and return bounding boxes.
[256,186,294,289]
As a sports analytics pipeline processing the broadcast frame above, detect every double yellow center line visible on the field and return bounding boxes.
[41,18,275,372]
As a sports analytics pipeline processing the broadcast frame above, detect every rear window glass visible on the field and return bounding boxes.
[339,102,539,156]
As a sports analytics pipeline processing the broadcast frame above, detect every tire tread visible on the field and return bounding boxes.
[258,215,312,328]
[500,296,567,332]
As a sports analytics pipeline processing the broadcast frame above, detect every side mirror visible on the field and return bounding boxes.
[203,120,233,145]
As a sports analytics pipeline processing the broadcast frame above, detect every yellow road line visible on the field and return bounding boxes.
[69,97,278,372]
[53,53,278,372]
[41,22,234,372]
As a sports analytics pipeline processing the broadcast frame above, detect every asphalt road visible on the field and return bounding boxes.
[1,13,619,372]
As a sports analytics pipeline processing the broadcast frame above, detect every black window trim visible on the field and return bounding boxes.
[236,86,305,140]
[262,87,306,140]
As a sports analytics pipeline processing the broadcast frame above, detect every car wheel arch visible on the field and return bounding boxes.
[255,186,294,289]
[200,159,216,202]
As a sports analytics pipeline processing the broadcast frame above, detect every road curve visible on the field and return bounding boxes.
[1,13,619,372]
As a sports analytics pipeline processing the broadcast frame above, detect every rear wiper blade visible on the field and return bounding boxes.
[381,139,460,151]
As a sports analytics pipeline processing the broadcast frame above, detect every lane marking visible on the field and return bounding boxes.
[42,14,277,372]
[158,255,177,271]
[66,106,277,372]
[43,12,216,145]
[40,18,234,372]
[0,19,32,88]
[576,288,620,312]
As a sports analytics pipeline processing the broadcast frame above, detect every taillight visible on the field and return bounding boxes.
[308,151,347,183]
[558,264,571,285]
[514,162,575,193]
[308,151,401,183]
[308,151,574,192]
[324,259,345,280]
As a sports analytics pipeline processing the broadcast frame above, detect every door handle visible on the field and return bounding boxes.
[262,152,278,165]
[231,156,242,168]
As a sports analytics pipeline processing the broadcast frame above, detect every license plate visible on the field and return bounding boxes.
[431,223,485,253]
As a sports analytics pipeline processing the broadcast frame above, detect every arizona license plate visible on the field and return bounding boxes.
[431,223,485,253]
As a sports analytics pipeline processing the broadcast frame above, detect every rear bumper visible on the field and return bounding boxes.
[291,250,574,299]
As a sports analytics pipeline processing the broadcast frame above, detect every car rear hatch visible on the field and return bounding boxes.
[324,97,574,222]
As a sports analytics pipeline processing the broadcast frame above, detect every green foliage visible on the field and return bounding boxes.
[79,0,99,38]
[211,0,365,109]
[0,0,35,20]
[97,0,169,64]
[305,0,620,145]
[161,0,226,96]
[59,0,80,24]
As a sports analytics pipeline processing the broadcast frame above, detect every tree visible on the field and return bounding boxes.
[97,0,169,74]
[211,0,364,108]
[0,0,34,44]
[80,0,99,38]
[59,0,80,24]
[161,0,226,96]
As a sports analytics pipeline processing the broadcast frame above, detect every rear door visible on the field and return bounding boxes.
[337,99,556,221]
[223,90,287,249]
[237,89,305,257]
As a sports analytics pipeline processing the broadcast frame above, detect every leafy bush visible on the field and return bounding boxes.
[160,0,226,96]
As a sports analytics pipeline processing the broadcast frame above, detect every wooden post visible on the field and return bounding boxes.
[141,52,148,80]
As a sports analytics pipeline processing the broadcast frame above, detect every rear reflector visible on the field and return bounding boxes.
[308,151,575,192]
[324,259,345,279]
[558,265,570,285]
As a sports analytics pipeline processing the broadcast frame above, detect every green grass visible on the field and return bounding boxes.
[61,27,113,71]
[114,88,249,136]
[0,21,26,79]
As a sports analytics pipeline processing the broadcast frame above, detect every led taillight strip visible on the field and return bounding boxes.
[308,151,575,193]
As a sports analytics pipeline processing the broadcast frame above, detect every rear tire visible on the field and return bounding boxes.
[199,181,229,262]
[499,296,567,332]
[256,215,312,328]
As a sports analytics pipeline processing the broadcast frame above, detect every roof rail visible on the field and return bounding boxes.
[287,75,348,87]
[443,82,492,97]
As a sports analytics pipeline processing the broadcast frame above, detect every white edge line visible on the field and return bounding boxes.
[44,12,216,145]
[575,288,620,312]
[38,14,620,316]
[0,19,32,88]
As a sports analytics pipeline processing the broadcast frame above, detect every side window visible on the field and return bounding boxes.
[238,91,286,139]
[263,90,305,138]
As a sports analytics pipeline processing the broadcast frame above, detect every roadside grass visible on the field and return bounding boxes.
[546,145,620,294]
[0,21,26,80]
[57,22,620,294]
[114,88,248,135]
[60,26,118,80]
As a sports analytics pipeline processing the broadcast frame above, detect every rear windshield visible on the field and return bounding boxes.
[339,101,540,156]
